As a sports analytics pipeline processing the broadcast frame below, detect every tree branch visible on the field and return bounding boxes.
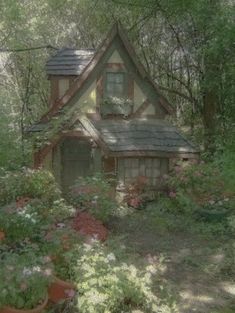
[0,45,58,53]
[157,85,195,102]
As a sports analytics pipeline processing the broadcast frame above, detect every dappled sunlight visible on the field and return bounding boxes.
[180,290,214,303]
[220,282,235,296]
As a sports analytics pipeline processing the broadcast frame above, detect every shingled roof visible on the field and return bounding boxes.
[46,48,95,76]
[88,119,199,156]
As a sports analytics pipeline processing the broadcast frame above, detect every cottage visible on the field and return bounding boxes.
[29,23,198,192]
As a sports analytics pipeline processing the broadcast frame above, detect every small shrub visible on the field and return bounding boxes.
[0,251,53,310]
[69,174,116,222]
[123,176,153,209]
[0,204,46,244]
[0,168,61,206]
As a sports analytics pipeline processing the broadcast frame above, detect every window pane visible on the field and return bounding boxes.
[107,73,116,82]
[115,74,124,83]
[106,84,114,93]
[114,84,124,96]
[106,72,125,98]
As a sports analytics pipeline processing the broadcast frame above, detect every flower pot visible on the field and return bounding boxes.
[0,294,48,313]
[48,277,75,303]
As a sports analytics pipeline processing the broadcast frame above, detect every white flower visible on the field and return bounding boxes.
[23,267,32,276]
[57,223,66,228]
[32,266,41,272]
[107,253,116,262]
[43,268,52,276]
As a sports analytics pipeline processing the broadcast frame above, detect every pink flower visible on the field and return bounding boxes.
[43,256,51,263]
[43,268,52,277]
[175,166,182,173]
[129,197,142,208]
[65,289,75,298]
[169,191,177,198]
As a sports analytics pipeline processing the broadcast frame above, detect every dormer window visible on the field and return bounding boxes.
[105,72,125,98]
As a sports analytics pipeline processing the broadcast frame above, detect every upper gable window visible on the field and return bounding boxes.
[105,72,125,98]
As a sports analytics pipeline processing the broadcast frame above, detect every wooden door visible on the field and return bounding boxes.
[61,138,92,192]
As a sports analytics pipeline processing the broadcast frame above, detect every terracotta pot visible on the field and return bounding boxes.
[0,294,48,313]
[48,277,75,303]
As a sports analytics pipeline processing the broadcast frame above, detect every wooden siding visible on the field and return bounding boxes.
[58,79,70,98]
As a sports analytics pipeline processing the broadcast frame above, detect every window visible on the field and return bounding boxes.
[105,72,125,98]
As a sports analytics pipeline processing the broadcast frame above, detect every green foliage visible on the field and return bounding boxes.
[0,169,61,206]
[69,174,117,222]
[28,198,76,223]
[0,251,52,309]
[43,226,80,261]
[0,204,45,244]
[215,142,235,193]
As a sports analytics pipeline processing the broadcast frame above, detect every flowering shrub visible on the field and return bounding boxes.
[0,251,53,309]
[26,198,76,223]
[0,204,44,244]
[69,174,116,222]
[43,225,81,258]
[123,176,150,209]
[159,161,235,216]
[167,162,228,205]
[0,169,61,206]
[71,242,174,313]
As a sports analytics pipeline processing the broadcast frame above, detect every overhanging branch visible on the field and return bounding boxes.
[0,45,58,53]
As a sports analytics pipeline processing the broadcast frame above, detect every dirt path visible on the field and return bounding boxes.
[108,213,235,313]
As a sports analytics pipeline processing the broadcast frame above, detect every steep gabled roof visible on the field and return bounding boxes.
[41,22,174,122]
[46,48,95,76]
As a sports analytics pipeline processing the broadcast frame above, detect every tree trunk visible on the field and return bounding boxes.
[202,89,217,154]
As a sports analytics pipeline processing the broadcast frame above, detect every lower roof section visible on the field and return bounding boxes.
[89,118,199,157]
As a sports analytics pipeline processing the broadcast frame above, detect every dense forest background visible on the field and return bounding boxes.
[0,0,234,169]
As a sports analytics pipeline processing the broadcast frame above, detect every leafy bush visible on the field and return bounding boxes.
[215,141,235,192]
[0,168,61,206]
[123,176,152,209]
[71,241,175,313]
[161,161,235,217]
[0,251,53,310]
[43,226,81,260]
[0,203,46,244]
[69,174,116,222]
[26,198,76,223]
